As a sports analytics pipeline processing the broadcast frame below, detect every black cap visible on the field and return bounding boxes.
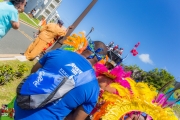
[57,20,64,25]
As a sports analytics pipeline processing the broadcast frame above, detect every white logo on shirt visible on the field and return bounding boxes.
[33,71,45,87]
[65,63,82,75]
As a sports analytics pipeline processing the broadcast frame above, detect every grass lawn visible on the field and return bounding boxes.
[0,60,36,105]
[32,18,40,25]
[19,13,38,28]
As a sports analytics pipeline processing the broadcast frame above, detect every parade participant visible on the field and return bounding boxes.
[24,19,66,60]
[88,63,131,118]
[92,79,179,120]
[94,63,131,90]
[0,0,26,39]
[14,40,107,120]
[0,32,90,120]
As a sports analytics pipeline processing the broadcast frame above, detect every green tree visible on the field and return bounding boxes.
[123,65,175,90]
[144,69,175,90]
[123,64,147,82]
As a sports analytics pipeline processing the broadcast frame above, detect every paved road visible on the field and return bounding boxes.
[0,22,38,54]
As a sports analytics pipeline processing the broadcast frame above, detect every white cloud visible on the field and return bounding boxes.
[138,54,153,65]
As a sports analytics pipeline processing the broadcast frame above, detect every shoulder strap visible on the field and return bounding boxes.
[74,69,96,87]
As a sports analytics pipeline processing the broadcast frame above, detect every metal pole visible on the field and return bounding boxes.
[49,0,98,50]
[86,27,94,38]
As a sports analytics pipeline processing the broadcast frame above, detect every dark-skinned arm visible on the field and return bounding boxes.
[31,62,42,73]
[65,106,89,120]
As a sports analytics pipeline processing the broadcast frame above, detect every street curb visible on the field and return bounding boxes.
[0,54,27,61]
[0,54,39,62]
[0,54,22,58]
[20,20,38,30]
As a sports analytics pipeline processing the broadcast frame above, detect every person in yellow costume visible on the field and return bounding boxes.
[24,20,66,60]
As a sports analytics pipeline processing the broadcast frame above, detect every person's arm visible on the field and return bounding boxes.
[65,106,89,120]
[105,85,117,94]
[31,62,42,73]
[11,21,20,29]
[31,51,50,73]
[57,26,66,37]
[66,95,98,120]
[39,24,48,32]
[10,11,20,29]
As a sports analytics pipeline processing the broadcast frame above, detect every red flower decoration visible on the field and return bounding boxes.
[131,49,138,56]
[130,42,140,56]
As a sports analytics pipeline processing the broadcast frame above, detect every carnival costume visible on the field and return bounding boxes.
[92,78,179,120]
[91,42,179,120]
[89,63,132,117]
[60,32,88,54]
[94,63,131,89]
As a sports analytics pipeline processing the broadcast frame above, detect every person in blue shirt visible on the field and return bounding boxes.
[14,41,107,120]
[0,0,26,39]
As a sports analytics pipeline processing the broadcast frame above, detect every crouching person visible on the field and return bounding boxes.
[14,41,107,120]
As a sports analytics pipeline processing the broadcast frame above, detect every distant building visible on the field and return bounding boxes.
[24,0,44,14]
[25,0,62,21]
[48,11,60,23]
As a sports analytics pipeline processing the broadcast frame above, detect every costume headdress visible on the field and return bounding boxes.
[94,63,131,88]
[61,34,105,61]
[86,40,105,61]
[92,78,179,120]
[99,42,141,67]
[61,32,88,54]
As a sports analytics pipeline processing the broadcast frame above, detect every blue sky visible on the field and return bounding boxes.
[57,0,180,81]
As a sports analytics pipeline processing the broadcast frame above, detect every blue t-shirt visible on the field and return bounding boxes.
[14,49,100,120]
[0,2,18,39]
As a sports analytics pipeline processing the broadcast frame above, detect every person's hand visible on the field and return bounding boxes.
[11,21,20,29]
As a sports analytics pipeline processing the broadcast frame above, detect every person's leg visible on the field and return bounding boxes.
[29,40,47,60]
[25,37,40,53]
[24,38,40,58]
[24,38,47,60]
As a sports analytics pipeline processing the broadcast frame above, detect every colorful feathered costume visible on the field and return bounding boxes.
[94,63,131,89]
[92,77,178,120]
[60,32,88,54]
[90,63,132,116]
